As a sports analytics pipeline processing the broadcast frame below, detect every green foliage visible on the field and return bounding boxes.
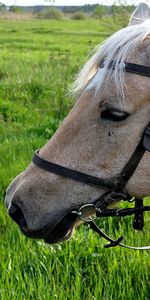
[9,5,23,13]
[38,7,64,20]
[0,18,149,300]
[93,5,108,19]
[111,4,135,27]
[71,11,87,20]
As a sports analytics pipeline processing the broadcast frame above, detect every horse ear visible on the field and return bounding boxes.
[129,2,150,25]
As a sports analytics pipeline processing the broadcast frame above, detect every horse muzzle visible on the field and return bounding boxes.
[8,202,78,243]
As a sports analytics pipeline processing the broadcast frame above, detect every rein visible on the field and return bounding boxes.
[32,61,150,250]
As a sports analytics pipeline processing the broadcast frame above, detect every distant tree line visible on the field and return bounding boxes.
[0,3,135,25]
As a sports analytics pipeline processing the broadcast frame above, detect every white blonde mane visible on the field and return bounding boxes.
[72,19,150,98]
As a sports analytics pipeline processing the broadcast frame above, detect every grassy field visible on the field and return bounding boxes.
[0,18,150,300]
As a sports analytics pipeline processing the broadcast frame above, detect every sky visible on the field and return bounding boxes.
[1,0,149,7]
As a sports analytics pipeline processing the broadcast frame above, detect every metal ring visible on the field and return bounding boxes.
[78,204,97,222]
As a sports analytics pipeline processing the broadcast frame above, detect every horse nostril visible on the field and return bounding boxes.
[8,203,27,228]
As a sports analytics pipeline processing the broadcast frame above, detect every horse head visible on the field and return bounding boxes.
[5,3,150,244]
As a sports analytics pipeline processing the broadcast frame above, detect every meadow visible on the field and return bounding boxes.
[0,18,150,300]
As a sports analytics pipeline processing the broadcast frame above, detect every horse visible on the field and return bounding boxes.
[5,3,150,246]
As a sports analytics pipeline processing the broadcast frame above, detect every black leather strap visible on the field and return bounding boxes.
[100,60,150,78]
[143,127,150,151]
[33,121,150,193]
[33,150,115,189]
[118,123,150,188]
[125,63,150,77]
[88,220,150,250]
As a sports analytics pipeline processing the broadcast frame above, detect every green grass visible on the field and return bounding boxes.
[0,18,150,300]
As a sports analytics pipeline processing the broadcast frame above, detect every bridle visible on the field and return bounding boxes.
[32,61,150,250]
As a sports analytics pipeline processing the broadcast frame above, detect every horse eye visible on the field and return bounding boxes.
[101,109,129,122]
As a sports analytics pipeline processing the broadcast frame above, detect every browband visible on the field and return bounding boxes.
[100,60,150,78]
